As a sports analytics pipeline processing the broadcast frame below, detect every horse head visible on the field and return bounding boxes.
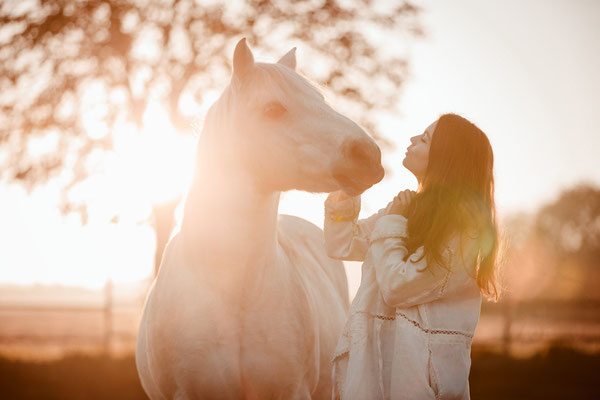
[200,38,384,196]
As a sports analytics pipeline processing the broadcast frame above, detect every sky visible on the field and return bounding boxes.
[1,0,599,294]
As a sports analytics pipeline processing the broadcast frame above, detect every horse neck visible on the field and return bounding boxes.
[181,156,281,269]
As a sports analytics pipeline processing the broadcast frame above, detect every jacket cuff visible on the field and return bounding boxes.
[324,195,361,222]
[370,214,408,242]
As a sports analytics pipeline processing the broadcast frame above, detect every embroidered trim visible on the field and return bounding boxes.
[351,220,360,236]
[373,314,395,321]
[325,197,360,221]
[368,230,407,243]
[367,311,473,338]
[397,311,474,337]
[435,245,455,299]
[428,347,441,400]
[437,268,452,299]
[331,350,349,362]
[369,215,408,243]
[331,309,473,363]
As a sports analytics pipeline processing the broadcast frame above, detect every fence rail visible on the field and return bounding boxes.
[1,290,600,358]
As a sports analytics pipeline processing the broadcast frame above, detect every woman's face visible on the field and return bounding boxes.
[402,119,437,181]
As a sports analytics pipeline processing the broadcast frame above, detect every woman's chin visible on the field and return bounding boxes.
[402,160,415,175]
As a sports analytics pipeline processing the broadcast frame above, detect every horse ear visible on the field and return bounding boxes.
[233,38,254,80]
[277,47,297,70]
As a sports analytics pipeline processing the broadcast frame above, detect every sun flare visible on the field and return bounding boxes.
[119,101,196,207]
[1,101,199,289]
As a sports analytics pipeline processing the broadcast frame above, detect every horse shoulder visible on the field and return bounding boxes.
[277,214,349,308]
[276,214,332,267]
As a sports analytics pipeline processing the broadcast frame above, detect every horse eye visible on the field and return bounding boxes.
[263,102,286,119]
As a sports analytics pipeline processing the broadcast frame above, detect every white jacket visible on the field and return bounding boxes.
[324,195,482,400]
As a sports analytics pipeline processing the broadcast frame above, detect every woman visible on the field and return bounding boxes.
[324,113,499,400]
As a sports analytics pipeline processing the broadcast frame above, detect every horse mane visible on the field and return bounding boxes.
[182,62,327,243]
[250,62,325,103]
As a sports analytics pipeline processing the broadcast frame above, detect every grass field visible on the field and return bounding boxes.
[1,291,599,399]
[1,345,599,399]
[469,346,600,400]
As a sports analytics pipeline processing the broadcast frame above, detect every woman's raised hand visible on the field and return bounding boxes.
[389,189,416,216]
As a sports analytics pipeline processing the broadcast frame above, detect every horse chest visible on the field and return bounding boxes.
[139,229,338,399]
[149,279,311,398]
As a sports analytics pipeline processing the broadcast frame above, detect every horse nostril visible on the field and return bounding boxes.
[333,137,384,192]
[350,142,366,161]
[345,139,379,164]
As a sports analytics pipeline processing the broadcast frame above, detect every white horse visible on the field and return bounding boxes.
[136,38,384,400]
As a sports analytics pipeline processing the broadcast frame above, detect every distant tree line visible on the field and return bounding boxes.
[501,183,600,302]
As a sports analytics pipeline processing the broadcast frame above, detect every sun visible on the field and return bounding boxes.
[105,101,196,219]
[135,101,195,205]
[43,101,198,288]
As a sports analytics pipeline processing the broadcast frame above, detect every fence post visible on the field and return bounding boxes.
[501,298,513,355]
[103,279,113,355]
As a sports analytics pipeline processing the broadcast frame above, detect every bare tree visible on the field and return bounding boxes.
[535,184,600,265]
[529,183,600,299]
[0,0,422,274]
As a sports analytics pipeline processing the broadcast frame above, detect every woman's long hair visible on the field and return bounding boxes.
[404,113,500,300]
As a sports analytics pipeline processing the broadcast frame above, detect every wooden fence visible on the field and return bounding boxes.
[1,282,599,358]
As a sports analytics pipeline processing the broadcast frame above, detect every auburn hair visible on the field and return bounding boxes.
[403,113,500,300]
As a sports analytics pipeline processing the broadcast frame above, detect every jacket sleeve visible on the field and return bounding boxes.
[368,214,478,309]
[323,194,398,262]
